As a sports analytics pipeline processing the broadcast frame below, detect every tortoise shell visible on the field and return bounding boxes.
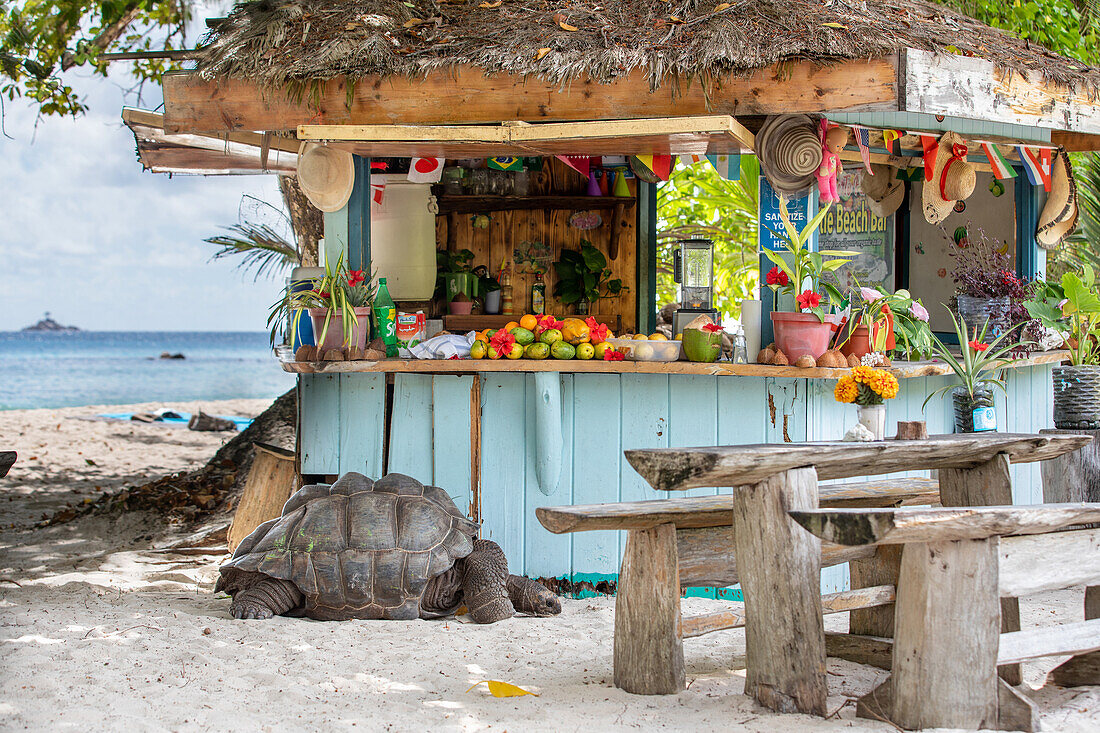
[216,472,477,620]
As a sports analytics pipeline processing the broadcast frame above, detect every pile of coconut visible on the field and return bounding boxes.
[756,344,891,369]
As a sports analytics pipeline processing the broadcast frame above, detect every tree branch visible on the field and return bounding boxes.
[60,6,142,71]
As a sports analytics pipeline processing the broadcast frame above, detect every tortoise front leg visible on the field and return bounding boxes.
[461,539,514,623]
[230,578,302,620]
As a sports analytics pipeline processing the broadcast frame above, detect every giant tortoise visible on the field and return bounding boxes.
[216,472,560,623]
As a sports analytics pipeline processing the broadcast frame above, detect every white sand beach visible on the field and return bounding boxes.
[1,401,1097,731]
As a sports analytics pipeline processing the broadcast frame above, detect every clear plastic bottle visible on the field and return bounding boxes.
[373,278,398,357]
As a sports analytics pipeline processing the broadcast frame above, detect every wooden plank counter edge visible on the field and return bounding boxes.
[280,350,1068,379]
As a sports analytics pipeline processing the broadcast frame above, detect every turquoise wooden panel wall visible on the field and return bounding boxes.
[297,365,1056,593]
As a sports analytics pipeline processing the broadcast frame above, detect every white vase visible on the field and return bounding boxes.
[857,404,886,441]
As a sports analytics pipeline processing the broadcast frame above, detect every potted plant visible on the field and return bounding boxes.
[839,285,934,361]
[922,307,1021,433]
[763,199,855,360]
[833,364,900,440]
[949,227,1030,337]
[474,265,502,314]
[1025,266,1100,428]
[553,240,625,316]
[437,249,477,303]
[272,255,377,352]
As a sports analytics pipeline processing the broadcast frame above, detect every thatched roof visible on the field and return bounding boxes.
[197,0,1099,91]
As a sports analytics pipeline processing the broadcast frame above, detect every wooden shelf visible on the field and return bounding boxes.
[443,314,621,332]
[281,350,1068,380]
[434,193,635,214]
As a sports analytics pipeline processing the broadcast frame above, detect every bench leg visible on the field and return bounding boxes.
[733,466,827,716]
[613,522,684,695]
[939,454,1023,685]
[864,537,1001,730]
[1050,585,1100,686]
[848,545,902,637]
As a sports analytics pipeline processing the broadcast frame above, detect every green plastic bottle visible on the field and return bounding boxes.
[373,277,397,357]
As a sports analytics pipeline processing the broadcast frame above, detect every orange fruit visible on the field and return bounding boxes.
[519,314,538,331]
[503,321,520,333]
[474,330,489,343]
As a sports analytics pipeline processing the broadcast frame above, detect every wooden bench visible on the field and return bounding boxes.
[792,504,1100,731]
[537,433,1091,714]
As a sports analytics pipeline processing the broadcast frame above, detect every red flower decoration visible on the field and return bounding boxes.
[585,316,609,342]
[603,349,625,361]
[701,323,723,333]
[766,267,790,286]
[489,329,516,358]
[795,289,821,310]
[968,340,989,352]
[313,290,331,300]
[536,314,564,333]
[346,270,365,287]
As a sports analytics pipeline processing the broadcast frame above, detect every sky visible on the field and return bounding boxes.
[0,32,287,332]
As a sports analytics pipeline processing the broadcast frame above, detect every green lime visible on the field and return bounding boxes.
[551,341,576,360]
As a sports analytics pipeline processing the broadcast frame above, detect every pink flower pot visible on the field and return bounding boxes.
[448,300,473,315]
[770,311,840,361]
[308,307,372,351]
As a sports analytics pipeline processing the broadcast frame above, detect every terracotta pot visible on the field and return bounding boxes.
[448,300,473,316]
[840,324,873,358]
[770,312,840,360]
[308,307,372,351]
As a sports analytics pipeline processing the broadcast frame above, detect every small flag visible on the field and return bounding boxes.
[919,134,939,182]
[679,154,705,167]
[882,129,902,156]
[633,154,673,181]
[371,179,386,205]
[1017,146,1052,191]
[981,143,1018,180]
[706,153,741,180]
[556,155,591,177]
[407,157,445,183]
[854,127,873,174]
[488,156,523,171]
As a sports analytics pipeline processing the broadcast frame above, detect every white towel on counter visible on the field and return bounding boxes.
[401,332,474,360]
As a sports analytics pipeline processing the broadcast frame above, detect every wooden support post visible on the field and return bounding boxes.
[938,453,1022,685]
[613,523,684,695]
[867,538,1001,731]
[1050,585,1100,686]
[733,467,827,716]
[848,545,902,637]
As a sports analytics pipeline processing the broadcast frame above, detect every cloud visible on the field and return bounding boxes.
[0,67,288,332]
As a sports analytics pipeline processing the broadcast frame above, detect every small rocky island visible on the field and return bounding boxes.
[22,312,79,333]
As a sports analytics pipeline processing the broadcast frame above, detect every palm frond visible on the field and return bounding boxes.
[204,221,299,281]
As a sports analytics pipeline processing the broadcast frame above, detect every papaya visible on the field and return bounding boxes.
[561,318,591,346]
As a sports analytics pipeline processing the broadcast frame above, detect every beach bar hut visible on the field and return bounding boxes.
[128,0,1100,592]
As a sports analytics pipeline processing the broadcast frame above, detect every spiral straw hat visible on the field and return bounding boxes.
[1036,150,1079,249]
[297,142,355,212]
[755,114,823,195]
[922,131,976,224]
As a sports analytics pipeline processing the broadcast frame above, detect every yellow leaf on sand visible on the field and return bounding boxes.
[536,48,551,60]
[466,680,540,698]
[403,18,424,28]
[714,2,731,10]
[479,0,502,7]
[558,21,579,31]
[821,22,848,29]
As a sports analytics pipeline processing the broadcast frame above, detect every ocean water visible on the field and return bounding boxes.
[0,332,296,410]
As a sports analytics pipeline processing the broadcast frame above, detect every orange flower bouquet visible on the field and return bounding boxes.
[834,365,899,440]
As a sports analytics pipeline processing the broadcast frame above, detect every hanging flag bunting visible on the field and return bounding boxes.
[896,167,923,182]
[1017,146,1053,191]
[407,157,445,183]
[679,154,706,166]
[633,154,673,181]
[981,143,1018,180]
[371,178,386,205]
[705,153,741,180]
[882,129,903,156]
[556,155,591,177]
[918,134,939,182]
[487,156,524,171]
[854,126,873,173]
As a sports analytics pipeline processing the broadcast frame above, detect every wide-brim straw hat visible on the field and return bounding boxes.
[297,142,355,212]
[861,164,905,217]
[755,114,823,195]
[922,131,976,224]
[1036,150,1079,249]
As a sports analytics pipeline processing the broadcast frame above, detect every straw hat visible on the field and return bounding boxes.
[755,114,823,194]
[921,132,976,224]
[1036,150,1079,249]
[297,142,355,212]
[861,164,905,217]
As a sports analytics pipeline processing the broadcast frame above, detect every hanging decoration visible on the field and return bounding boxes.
[918,134,939,182]
[371,178,386,205]
[755,114,822,194]
[922,132,976,225]
[407,157,445,183]
[556,155,591,177]
[1036,150,1079,248]
[706,153,741,180]
[488,156,524,171]
[1017,146,1053,191]
[853,126,874,174]
[980,143,1017,180]
[630,154,673,182]
[882,129,903,156]
[816,120,848,204]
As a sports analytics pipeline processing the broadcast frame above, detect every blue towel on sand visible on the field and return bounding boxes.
[97,412,253,430]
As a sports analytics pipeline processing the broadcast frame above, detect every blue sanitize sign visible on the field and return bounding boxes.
[758,177,812,252]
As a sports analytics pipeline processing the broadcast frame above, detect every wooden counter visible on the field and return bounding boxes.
[281,350,1068,380]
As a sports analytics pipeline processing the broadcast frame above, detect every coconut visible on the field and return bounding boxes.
[773,349,790,366]
[794,355,816,368]
[757,346,776,364]
[323,348,346,361]
[295,345,319,362]
[847,353,861,368]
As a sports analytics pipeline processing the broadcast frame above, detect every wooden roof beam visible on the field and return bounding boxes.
[161,58,899,135]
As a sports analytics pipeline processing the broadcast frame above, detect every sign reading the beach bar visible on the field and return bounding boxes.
[758,177,811,252]
[818,168,894,291]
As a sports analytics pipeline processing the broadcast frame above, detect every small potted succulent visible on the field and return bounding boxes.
[923,307,1021,433]
[1025,265,1100,428]
[273,255,377,352]
[763,199,855,360]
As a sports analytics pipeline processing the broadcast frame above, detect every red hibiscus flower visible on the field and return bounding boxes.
[701,323,723,333]
[585,316,609,343]
[603,349,625,361]
[766,267,790,287]
[313,290,331,300]
[536,314,564,333]
[795,290,821,310]
[346,270,365,287]
[489,329,516,358]
[968,340,989,352]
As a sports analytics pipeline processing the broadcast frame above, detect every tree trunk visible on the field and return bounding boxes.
[279,175,322,266]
